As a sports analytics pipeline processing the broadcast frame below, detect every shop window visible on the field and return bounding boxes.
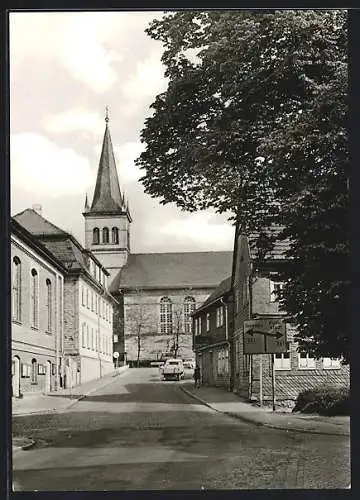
[298,352,316,369]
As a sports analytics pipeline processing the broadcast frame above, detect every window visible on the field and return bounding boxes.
[12,257,21,321]
[114,334,119,343]
[91,328,95,350]
[270,280,284,303]
[46,279,52,332]
[275,352,291,370]
[86,288,89,308]
[112,227,119,244]
[102,227,109,244]
[216,306,224,327]
[184,296,195,334]
[82,323,86,348]
[86,325,89,349]
[160,297,172,334]
[81,286,85,306]
[31,359,38,384]
[206,313,210,332]
[30,269,39,328]
[322,357,341,369]
[298,352,316,369]
[93,228,100,245]
[91,291,94,311]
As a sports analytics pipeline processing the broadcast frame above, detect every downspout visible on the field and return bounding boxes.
[220,297,230,391]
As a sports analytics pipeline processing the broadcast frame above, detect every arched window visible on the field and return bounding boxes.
[31,358,38,384]
[12,257,21,322]
[102,227,109,244]
[93,228,100,245]
[183,296,196,334]
[160,297,173,334]
[30,269,39,328]
[206,313,210,332]
[46,279,52,332]
[112,227,119,244]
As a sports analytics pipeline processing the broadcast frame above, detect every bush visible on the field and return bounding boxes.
[292,386,350,416]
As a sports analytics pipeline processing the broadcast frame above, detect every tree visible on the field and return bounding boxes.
[125,289,153,367]
[137,10,349,361]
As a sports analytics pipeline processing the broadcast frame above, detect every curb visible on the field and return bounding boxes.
[64,365,130,412]
[12,439,36,453]
[13,366,130,417]
[180,385,349,437]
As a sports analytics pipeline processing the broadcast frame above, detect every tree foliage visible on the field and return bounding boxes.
[137,10,349,361]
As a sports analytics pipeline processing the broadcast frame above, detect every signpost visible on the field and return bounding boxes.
[243,318,287,409]
[243,318,286,355]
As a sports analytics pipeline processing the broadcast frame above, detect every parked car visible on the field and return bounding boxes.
[162,358,184,381]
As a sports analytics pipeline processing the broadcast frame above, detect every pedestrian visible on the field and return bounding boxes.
[194,365,201,388]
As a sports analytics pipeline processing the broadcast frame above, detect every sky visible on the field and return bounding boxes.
[10,11,234,253]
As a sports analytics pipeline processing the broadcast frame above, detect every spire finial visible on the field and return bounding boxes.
[105,105,109,123]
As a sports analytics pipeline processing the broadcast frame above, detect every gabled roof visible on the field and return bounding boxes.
[248,226,291,261]
[87,121,130,218]
[10,218,67,273]
[194,275,232,315]
[13,208,66,237]
[13,208,109,276]
[110,251,233,292]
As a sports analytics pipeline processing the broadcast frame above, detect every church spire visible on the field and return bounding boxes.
[88,108,127,215]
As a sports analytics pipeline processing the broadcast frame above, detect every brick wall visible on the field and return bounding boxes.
[63,277,78,354]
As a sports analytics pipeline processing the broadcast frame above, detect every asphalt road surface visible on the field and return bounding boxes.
[12,368,350,491]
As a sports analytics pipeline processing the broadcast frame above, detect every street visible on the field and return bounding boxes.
[12,368,350,491]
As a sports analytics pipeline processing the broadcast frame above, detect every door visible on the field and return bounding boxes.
[45,361,51,393]
[12,356,20,397]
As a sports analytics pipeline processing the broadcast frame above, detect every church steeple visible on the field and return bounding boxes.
[88,109,130,217]
[83,108,132,279]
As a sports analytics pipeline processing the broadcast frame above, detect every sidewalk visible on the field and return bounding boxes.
[12,365,129,417]
[180,382,350,437]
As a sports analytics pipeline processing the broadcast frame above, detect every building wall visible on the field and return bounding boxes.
[197,343,230,389]
[123,288,211,361]
[232,234,350,402]
[11,234,64,396]
[61,275,114,387]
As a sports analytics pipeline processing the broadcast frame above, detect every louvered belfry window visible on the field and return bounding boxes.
[112,227,119,244]
[102,227,109,244]
[160,297,173,334]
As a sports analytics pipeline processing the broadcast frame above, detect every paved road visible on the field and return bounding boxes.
[12,368,350,491]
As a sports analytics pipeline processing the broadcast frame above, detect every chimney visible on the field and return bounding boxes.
[32,204,42,216]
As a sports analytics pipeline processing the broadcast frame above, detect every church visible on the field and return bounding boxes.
[83,115,233,363]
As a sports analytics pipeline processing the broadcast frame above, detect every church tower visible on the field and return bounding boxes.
[83,109,132,280]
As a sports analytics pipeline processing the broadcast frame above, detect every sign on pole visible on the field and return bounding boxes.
[243,318,287,354]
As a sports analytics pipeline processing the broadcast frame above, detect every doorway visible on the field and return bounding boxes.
[12,356,20,397]
[45,361,51,393]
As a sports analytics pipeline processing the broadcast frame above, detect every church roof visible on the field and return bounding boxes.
[88,120,128,215]
[109,251,233,292]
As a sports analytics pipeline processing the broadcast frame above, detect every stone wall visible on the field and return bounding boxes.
[123,288,212,361]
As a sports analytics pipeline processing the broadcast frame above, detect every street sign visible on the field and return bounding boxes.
[243,318,287,354]
[113,352,119,359]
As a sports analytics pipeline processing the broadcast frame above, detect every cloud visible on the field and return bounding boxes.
[10,12,165,94]
[121,49,168,118]
[11,133,93,196]
[159,212,234,250]
[43,108,105,135]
